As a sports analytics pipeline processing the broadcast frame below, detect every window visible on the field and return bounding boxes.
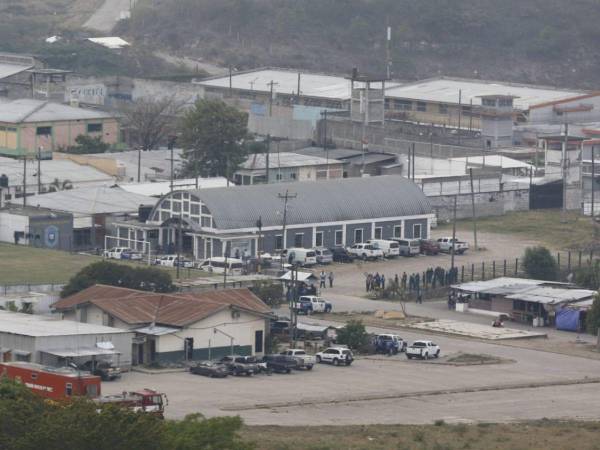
[276,173,283,181]
[395,99,412,111]
[393,225,402,239]
[438,104,448,114]
[374,227,382,240]
[294,233,303,247]
[354,229,363,244]
[416,102,427,112]
[413,224,422,239]
[86,384,98,397]
[290,173,297,180]
[201,217,212,227]
[87,123,102,133]
[31,373,37,380]
[275,235,283,250]
[482,98,496,107]
[335,230,343,246]
[65,383,73,396]
[36,126,51,136]
[190,204,200,215]
[498,98,513,107]
[315,231,323,247]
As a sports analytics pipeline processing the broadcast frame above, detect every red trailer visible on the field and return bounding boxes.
[0,361,101,399]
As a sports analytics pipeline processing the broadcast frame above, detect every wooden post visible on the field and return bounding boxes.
[482,262,485,280]
[515,258,519,276]
[568,251,571,272]
[503,259,507,276]
[557,253,561,271]
[471,263,475,281]
[461,265,464,282]
[579,251,583,268]
[493,260,496,278]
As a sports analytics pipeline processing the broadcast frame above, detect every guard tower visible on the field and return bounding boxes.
[478,95,516,149]
[349,68,387,126]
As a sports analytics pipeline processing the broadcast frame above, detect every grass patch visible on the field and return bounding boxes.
[242,421,600,450]
[444,353,507,365]
[0,243,200,285]
[438,209,600,251]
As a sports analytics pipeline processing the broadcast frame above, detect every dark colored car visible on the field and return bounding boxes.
[262,354,298,373]
[330,247,355,263]
[219,355,259,376]
[420,239,441,255]
[81,361,121,381]
[190,361,229,378]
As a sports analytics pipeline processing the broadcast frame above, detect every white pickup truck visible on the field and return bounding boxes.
[292,296,333,315]
[280,349,316,370]
[406,340,440,360]
[437,237,469,254]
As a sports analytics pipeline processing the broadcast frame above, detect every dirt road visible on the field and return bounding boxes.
[83,0,131,32]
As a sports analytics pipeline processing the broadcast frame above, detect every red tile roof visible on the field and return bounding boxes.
[53,285,272,327]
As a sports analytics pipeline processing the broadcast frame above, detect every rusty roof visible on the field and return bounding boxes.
[53,285,272,327]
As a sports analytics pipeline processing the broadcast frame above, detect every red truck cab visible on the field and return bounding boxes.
[0,361,101,399]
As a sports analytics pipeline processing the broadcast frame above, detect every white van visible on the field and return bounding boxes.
[281,248,317,267]
[197,257,244,275]
[368,239,400,258]
[395,239,421,257]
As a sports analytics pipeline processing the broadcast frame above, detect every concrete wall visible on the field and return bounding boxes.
[429,189,529,222]
[154,308,266,363]
[248,113,314,140]
[529,95,600,124]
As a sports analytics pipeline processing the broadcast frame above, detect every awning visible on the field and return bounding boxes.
[12,350,31,357]
[279,271,318,283]
[42,348,120,358]
[134,325,180,336]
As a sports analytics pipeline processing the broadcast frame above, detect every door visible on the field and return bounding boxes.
[184,337,194,360]
[254,330,264,354]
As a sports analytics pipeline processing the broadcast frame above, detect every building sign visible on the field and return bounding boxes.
[66,84,107,106]
[44,225,59,248]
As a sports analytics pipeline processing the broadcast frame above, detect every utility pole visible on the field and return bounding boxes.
[457,89,462,145]
[167,135,177,193]
[256,216,263,272]
[176,214,182,279]
[592,145,596,221]
[228,66,233,96]
[37,147,42,195]
[278,189,297,269]
[223,241,229,288]
[386,24,392,80]
[469,168,478,251]
[265,134,270,183]
[561,122,569,223]
[322,110,329,176]
[267,80,279,116]
[412,143,416,181]
[296,72,301,102]
[22,156,27,207]
[137,146,141,182]
[450,195,458,270]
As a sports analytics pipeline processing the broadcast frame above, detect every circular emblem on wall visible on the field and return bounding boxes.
[44,225,59,248]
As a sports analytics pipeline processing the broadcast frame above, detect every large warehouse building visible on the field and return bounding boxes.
[113,175,434,260]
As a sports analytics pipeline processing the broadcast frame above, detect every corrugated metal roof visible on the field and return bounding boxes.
[0,62,33,80]
[87,37,130,49]
[385,77,584,110]
[452,277,547,294]
[0,158,114,187]
[506,287,595,305]
[54,285,272,327]
[0,99,114,123]
[119,177,228,197]
[192,175,432,230]
[0,310,130,337]
[28,186,154,216]
[241,152,341,170]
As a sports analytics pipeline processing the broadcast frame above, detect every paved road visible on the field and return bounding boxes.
[83,0,132,32]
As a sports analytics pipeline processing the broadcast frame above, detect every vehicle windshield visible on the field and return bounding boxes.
[342,350,352,355]
[295,351,306,355]
[389,242,399,248]
[413,342,426,347]
[306,252,316,257]
[410,241,420,247]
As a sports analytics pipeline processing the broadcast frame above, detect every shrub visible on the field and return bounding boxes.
[335,319,370,350]
[522,246,558,281]
[586,293,600,335]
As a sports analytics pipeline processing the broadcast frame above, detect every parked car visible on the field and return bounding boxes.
[190,361,229,378]
[280,248,318,267]
[406,340,440,360]
[280,349,316,370]
[419,239,441,255]
[292,296,333,315]
[271,319,291,335]
[121,249,144,260]
[394,239,421,256]
[103,247,130,260]
[154,255,194,268]
[315,347,354,366]
[262,354,298,373]
[367,239,400,258]
[373,334,407,355]
[219,355,259,376]
[313,247,333,265]
[437,237,469,254]
[234,355,270,374]
[81,360,121,381]
[347,243,384,261]
[330,247,356,263]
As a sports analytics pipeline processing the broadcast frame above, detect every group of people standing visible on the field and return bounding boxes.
[365,273,386,292]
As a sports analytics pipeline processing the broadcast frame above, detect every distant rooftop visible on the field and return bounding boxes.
[450,155,533,170]
[0,157,114,186]
[196,68,400,101]
[0,99,114,123]
[385,77,585,111]
[0,310,130,337]
[240,152,341,170]
[87,37,130,49]
[119,177,229,197]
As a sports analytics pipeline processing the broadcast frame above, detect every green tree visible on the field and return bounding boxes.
[162,414,254,450]
[179,99,248,179]
[522,246,558,281]
[336,319,369,350]
[60,261,175,297]
[67,134,110,154]
[249,281,283,307]
[575,260,600,290]
[586,293,600,335]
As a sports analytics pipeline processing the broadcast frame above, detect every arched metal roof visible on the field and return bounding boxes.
[190,176,431,230]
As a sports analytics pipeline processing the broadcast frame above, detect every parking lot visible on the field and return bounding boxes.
[104,323,600,425]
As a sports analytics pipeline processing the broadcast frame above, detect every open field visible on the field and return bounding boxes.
[0,243,200,285]
[438,209,600,251]
[242,421,600,450]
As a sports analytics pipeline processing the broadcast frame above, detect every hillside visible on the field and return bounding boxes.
[118,0,600,89]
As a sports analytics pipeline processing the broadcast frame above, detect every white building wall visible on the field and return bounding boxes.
[0,212,29,244]
[156,308,266,356]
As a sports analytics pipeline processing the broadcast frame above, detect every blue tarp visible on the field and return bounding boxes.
[556,308,581,332]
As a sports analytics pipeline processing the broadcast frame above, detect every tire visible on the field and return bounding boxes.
[286,368,291,374]
[423,352,429,360]
[435,350,440,358]
[362,254,368,261]
[407,355,413,359]
[306,365,313,370]
[316,355,322,363]
[333,358,340,366]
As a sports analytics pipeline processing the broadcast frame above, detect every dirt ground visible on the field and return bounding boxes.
[241,421,600,450]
